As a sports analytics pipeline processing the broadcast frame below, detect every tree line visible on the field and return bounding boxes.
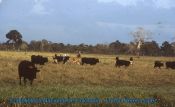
[0,29,175,56]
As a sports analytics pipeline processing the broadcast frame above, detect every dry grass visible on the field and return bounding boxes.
[0,51,175,107]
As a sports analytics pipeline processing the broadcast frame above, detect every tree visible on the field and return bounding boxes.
[41,39,52,51]
[50,43,60,52]
[130,27,152,56]
[140,41,160,56]
[19,41,29,51]
[171,42,175,54]
[29,40,41,51]
[94,44,109,54]
[6,30,23,49]
[109,40,129,54]
[127,42,137,55]
[161,41,174,56]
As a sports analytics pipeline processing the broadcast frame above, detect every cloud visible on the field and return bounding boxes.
[98,0,143,6]
[98,0,175,9]
[153,0,175,9]
[31,0,51,15]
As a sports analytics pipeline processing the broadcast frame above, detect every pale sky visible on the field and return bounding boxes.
[0,0,175,44]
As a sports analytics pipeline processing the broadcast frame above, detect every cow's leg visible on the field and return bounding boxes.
[55,59,57,64]
[23,78,27,85]
[19,76,22,85]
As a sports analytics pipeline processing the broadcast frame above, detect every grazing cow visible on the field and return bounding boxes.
[166,61,175,69]
[18,60,40,85]
[81,57,99,65]
[70,57,81,65]
[115,57,133,67]
[31,55,48,65]
[154,61,164,68]
[53,54,70,64]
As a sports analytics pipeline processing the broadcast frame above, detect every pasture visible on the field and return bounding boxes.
[0,51,175,107]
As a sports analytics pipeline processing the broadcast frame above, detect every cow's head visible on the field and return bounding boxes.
[130,57,133,61]
[42,57,48,65]
[65,56,70,60]
[27,65,39,79]
[116,57,119,61]
[28,65,40,72]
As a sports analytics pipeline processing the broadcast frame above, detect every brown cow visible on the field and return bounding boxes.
[18,60,40,85]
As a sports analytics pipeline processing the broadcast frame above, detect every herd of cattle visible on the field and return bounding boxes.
[18,54,175,85]
[154,61,175,69]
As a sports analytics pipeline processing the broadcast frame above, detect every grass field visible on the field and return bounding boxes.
[0,51,175,107]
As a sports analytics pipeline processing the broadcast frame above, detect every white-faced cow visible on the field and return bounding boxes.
[53,54,70,64]
[115,57,133,67]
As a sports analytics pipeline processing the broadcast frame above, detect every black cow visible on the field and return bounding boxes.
[18,60,40,85]
[53,54,70,64]
[166,61,175,69]
[154,61,164,68]
[81,57,99,65]
[31,55,48,65]
[115,57,133,67]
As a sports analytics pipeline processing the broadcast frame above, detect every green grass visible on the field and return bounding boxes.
[0,51,175,107]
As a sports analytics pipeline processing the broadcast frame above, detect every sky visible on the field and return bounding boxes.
[0,0,175,45]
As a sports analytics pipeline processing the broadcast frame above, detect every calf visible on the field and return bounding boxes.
[18,60,40,85]
[31,55,48,65]
[53,54,70,64]
[115,57,133,67]
[166,61,175,69]
[154,61,164,68]
[81,57,99,65]
[70,57,81,65]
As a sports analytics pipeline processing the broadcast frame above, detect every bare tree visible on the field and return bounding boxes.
[130,27,152,56]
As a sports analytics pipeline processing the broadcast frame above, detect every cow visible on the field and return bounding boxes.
[81,57,99,65]
[115,57,133,67]
[18,60,40,85]
[31,55,48,65]
[165,61,175,69]
[70,57,81,65]
[53,54,70,64]
[154,61,164,69]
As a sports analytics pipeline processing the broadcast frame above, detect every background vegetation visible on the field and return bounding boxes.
[1,29,175,56]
